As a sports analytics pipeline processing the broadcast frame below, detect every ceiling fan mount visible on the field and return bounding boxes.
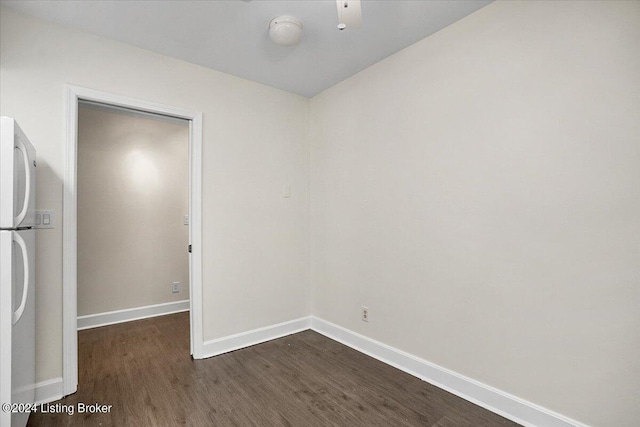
[336,0,362,31]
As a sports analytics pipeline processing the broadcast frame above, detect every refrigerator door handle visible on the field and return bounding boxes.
[12,231,30,325]
[14,138,32,227]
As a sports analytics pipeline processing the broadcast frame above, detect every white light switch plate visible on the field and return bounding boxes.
[35,210,55,229]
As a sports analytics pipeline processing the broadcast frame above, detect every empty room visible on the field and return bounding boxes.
[0,1,638,427]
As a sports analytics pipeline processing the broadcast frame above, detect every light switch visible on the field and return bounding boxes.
[283,185,291,198]
[34,210,55,229]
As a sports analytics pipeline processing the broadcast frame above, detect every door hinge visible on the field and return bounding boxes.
[188,244,192,253]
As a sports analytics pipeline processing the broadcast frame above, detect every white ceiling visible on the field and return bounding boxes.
[1,0,491,97]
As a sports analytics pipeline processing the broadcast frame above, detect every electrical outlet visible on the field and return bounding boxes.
[172,282,180,293]
[361,306,369,322]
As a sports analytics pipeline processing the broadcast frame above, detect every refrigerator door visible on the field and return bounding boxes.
[1,117,37,229]
[0,229,36,427]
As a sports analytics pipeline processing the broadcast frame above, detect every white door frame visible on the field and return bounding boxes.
[63,85,204,396]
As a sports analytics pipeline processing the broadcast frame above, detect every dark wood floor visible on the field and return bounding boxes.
[28,313,519,426]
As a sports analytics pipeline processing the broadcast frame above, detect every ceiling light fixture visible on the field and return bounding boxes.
[269,15,303,46]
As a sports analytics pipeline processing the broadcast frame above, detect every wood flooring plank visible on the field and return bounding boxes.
[28,313,520,427]
[277,333,441,426]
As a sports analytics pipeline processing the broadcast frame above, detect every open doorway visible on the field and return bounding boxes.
[76,101,190,327]
[62,86,203,397]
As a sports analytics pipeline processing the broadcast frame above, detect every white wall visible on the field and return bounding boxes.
[309,2,640,427]
[77,105,190,316]
[0,6,310,383]
[2,2,639,426]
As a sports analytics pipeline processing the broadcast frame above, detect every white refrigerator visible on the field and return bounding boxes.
[0,117,37,427]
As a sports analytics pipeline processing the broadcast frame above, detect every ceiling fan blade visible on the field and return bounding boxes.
[336,0,362,30]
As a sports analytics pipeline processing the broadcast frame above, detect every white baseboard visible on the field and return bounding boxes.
[34,377,63,405]
[77,300,189,330]
[201,316,312,359]
[310,317,588,427]
[67,310,588,426]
